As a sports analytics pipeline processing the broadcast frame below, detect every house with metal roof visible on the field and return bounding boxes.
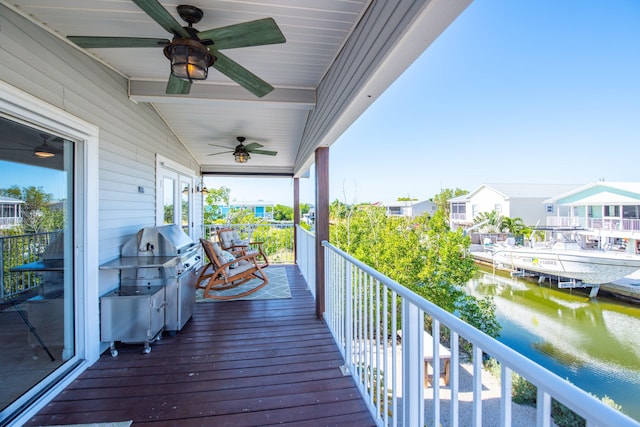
[384,199,437,218]
[449,183,578,229]
[544,181,640,240]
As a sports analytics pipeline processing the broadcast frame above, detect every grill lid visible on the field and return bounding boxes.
[122,224,195,257]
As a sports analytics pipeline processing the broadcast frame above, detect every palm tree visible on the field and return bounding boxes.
[473,210,503,233]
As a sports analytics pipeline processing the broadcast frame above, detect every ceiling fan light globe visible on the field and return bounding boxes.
[33,142,56,158]
[164,39,214,81]
[234,152,250,163]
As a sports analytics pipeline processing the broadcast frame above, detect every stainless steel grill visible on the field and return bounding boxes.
[100,224,202,355]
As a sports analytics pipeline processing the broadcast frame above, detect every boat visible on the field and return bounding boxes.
[485,239,640,285]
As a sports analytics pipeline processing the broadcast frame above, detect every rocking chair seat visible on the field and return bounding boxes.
[217,228,269,268]
[196,238,269,301]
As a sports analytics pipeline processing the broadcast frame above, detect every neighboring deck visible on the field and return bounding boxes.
[25,265,375,426]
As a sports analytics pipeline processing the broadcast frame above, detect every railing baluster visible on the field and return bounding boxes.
[473,345,483,426]
[432,319,441,427]
[382,283,389,425]
[501,365,513,427]
[391,290,397,427]
[375,278,381,418]
[451,331,460,427]
[537,388,551,427]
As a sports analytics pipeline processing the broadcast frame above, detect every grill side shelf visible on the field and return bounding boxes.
[100,256,180,270]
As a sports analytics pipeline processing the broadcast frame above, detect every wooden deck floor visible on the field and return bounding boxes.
[25,265,376,427]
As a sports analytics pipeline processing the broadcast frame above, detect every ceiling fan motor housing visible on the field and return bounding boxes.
[177,5,204,25]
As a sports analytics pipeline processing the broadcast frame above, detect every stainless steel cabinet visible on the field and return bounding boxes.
[100,286,165,356]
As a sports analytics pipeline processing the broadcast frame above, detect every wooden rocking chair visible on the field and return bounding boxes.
[196,238,269,301]
[216,228,269,268]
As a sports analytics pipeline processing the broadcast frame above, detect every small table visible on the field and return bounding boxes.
[398,330,451,387]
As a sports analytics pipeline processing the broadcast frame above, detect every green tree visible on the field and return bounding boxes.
[203,186,230,223]
[499,216,530,237]
[330,205,500,338]
[0,185,22,199]
[299,203,311,215]
[273,204,293,221]
[432,188,469,217]
[473,210,503,233]
[21,186,62,233]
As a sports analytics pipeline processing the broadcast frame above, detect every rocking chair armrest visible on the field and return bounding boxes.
[233,252,261,264]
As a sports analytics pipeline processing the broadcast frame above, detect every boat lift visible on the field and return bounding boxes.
[514,269,601,298]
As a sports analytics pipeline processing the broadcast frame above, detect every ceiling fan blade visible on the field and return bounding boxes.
[68,36,169,48]
[243,142,263,150]
[208,144,235,149]
[207,150,234,156]
[166,74,191,94]
[198,18,286,49]
[132,0,189,38]
[210,50,274,97]
[250,149,278,156]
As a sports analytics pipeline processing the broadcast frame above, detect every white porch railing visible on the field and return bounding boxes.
[295,225,316,298]
[1,231,59,299]
[204,222,294,264]
[546,216,640,232]
[318,240,639,427]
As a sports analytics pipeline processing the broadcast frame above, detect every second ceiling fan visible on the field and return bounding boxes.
[208,137,277,163]
[68,1,286,97]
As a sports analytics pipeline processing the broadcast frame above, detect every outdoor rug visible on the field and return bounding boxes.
[196,266,291,302]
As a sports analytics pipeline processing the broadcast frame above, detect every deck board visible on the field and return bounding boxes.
[25,265,376,426]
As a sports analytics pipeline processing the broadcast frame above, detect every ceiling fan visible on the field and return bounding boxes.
[0,134,64,158]
[67,1,286,97]
[208,136,277,163]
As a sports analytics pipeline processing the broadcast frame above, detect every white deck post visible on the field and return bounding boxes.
[402,301,424,427]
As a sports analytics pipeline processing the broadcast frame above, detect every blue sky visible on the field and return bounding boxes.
[209,0,640,206]
[0,161,68,200]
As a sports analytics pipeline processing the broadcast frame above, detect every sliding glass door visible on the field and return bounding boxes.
[0,116,76,416]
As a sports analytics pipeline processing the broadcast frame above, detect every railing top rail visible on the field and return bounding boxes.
[322,240,639,426]
[295,224,314,238]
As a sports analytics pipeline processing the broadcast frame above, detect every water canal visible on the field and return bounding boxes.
[467,266,640,422]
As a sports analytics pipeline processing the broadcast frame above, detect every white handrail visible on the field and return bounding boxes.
[322,240,639,427]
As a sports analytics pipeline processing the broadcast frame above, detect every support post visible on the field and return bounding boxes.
[402,301,424,427]
[315,147,329,319]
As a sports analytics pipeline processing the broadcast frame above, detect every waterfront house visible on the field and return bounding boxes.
[0,196,23,230]
[384,199,437,218]
[544,181,640,249]
[1,1,637,426]
[449,183,578,229]
[218,200,275,221]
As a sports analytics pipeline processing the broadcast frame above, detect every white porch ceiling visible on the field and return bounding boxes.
[3,0,472,177]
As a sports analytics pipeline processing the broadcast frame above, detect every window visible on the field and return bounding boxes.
[622,205,639,219]
[604,205,620,217]
[156,156,196,236]
[388,206,403,215]
[453,203,466,214]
